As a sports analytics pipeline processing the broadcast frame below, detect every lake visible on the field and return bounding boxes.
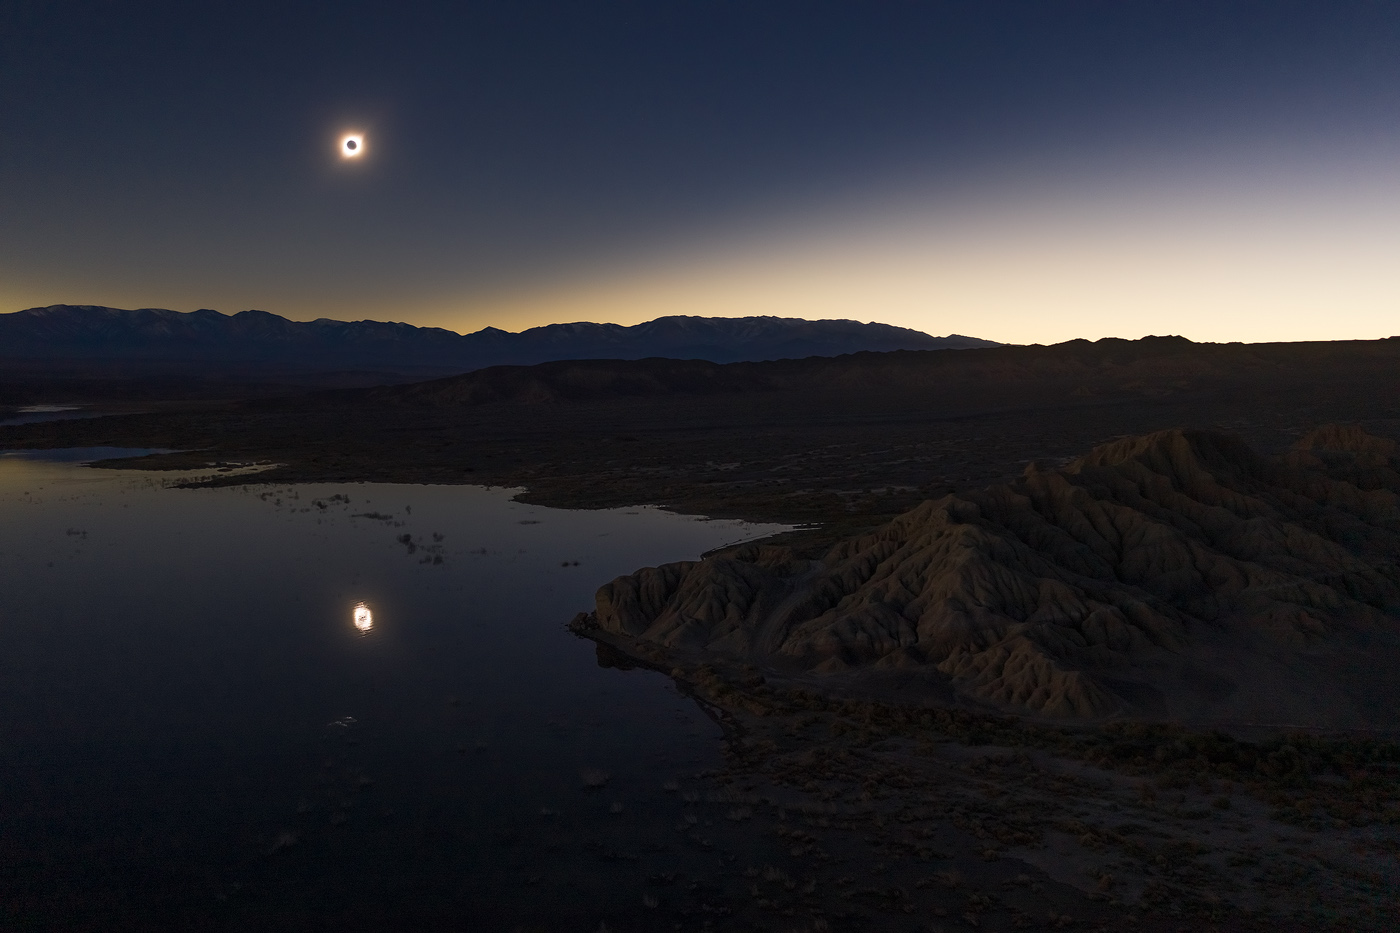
[0,450,789,931]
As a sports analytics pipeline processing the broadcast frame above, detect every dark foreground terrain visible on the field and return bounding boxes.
[4,335,1400,530]
[582,667,1398,933]
[4,335,1399,930]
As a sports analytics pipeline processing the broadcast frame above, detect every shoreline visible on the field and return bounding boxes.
[571,619,1400,931]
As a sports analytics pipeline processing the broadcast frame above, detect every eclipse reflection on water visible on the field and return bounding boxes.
[352,601,373,634]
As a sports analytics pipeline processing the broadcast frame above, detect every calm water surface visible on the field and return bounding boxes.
[0,406,98,427]
[0,451,787,931]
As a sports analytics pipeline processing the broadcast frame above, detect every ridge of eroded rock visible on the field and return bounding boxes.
[579,427,1400,726]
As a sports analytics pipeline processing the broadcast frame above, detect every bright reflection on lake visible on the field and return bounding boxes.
[0,450,789,930]
[353,601,374,634]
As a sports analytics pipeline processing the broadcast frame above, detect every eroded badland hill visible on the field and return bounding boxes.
[577,425,1400,729]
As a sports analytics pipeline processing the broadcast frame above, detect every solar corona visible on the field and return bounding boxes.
[340,133,364,159]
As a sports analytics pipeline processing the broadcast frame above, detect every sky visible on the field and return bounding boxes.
[2,1,1399,344]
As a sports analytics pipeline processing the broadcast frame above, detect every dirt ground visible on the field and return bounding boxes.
[558,648,1400,932]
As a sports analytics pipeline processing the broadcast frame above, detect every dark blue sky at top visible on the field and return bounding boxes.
[3,1,1399,326]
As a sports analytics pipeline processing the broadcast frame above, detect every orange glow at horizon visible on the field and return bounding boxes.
[7,162,1400,347]
[428,174,1400,346]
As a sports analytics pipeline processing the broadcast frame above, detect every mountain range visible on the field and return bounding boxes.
[0,305,998,373]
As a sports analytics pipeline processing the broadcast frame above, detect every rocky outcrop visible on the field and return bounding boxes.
[579,427,1400,726]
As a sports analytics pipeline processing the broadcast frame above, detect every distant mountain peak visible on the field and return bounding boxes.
[1,305,1000,374]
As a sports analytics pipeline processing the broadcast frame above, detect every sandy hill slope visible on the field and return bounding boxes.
[577,426,1400,729]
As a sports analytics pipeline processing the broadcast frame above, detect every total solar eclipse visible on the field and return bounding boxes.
[340,134,364,158]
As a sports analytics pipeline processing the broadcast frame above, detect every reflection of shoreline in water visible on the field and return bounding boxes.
[0,451,801,928]
[19,443,1369,929]
[0,405,96,427]
[0,446,171,463]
